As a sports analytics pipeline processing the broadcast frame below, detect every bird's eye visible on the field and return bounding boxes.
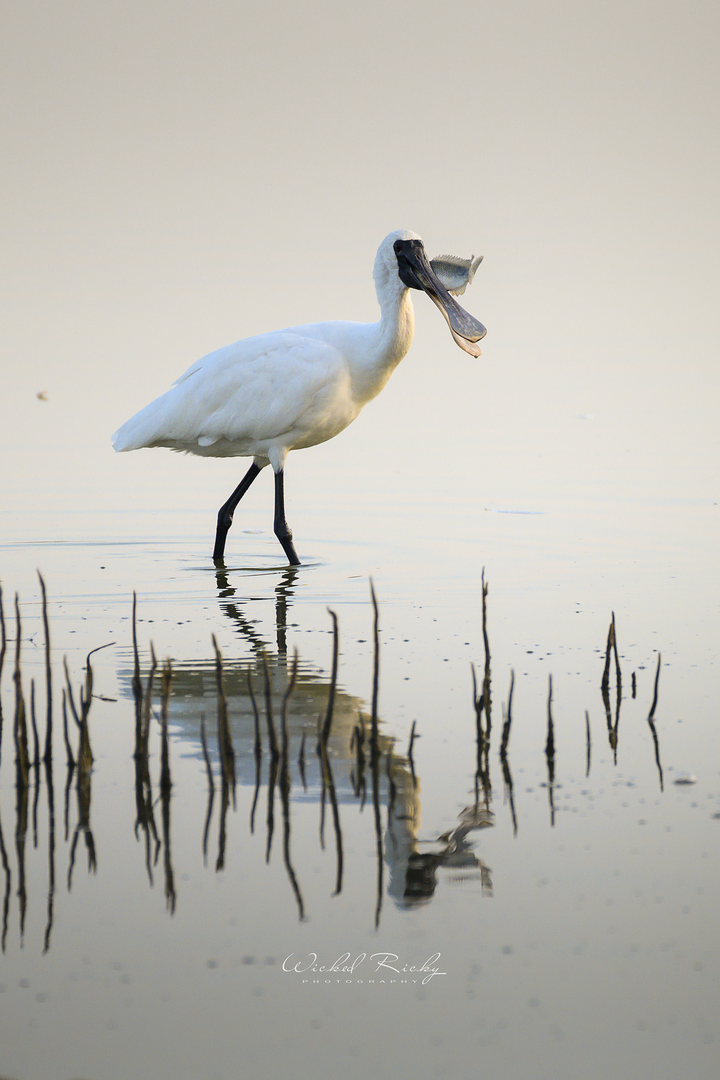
[393,240,403,254]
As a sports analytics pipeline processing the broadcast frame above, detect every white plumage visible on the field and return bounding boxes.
[112,229,486,564]
[114,330,360,465]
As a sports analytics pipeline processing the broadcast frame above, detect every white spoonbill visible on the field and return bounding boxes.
[112,230,487,565]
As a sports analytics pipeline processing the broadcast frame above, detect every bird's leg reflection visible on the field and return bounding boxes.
[214,564,300,662]
[274,566,300,656]
[216,584,267,656]
[214,564,233,598]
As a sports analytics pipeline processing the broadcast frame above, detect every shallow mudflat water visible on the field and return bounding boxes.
[1,481,718,1080]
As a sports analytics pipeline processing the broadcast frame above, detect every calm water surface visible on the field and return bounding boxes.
[0,483,718,1080]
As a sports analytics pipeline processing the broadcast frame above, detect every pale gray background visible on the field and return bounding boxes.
[2,0,718,529]
[1,7,720,1079]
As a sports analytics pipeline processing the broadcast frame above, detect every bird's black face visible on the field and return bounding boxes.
[394,238,427,291]
[393,238,487,357]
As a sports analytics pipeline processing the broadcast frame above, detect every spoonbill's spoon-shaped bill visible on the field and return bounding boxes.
[395,239,486,356]
[112,229,487,565]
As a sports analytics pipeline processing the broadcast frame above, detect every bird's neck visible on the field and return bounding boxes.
[352,283,415,405]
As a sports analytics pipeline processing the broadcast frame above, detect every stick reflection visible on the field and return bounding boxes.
[0,574,671,949]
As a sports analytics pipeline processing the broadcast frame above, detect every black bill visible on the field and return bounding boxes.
[395,238,487,356]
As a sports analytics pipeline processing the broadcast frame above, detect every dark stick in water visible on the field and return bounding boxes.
[407,720,418,789]
[248,674,262,834]
[319,609,339,749]
[261,653,279,762]
[545,675,556,828]
[601,616,612,695]
[212,635,236,798]
[648,651,662,720]
[37,572,53,765]
[131,592,143,757]
[13,595,30,790]
[480,569,492,741]
[159,660,173,795]
[200,714,215,867]
[369,581,380,763]
[645,652,664,792]
[499,670,515,757]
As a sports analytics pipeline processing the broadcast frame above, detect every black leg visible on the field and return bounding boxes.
[273,469,300,566]
[213,462,262,561]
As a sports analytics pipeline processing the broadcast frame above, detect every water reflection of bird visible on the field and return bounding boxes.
[385,768,494,907]
[112,231,486,565]
[214,563,299,658]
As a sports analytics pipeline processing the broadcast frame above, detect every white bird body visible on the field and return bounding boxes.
[112,230,485,563]
[113,238,417,471]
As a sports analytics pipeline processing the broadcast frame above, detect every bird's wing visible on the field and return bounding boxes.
[113,331,349,451]
[188,333,351,443]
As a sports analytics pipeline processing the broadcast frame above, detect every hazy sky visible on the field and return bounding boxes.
[2,0,718,523]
